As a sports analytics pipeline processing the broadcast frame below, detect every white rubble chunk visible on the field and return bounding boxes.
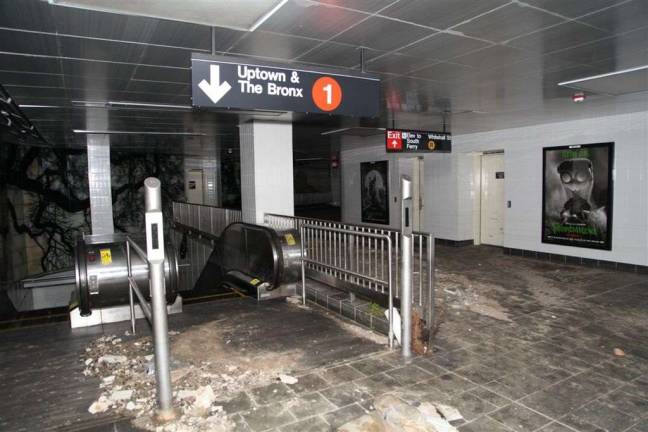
[102,375,115,385]
[126,401,136,410]
[177,390,197,400]
[193,385,216,411]
[88,397,110,414]
[435,403,463,422]
[98,354,128,364]
[110,389,134,401]
[278,374,298,385]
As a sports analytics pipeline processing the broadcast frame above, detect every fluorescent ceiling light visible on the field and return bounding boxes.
[73,130,205,136]
[249,0,288,31]
[558,65,648,88]
[71,100,193,111]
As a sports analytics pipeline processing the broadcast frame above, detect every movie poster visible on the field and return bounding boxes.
[542,143,614,250]
[361,161,389,225]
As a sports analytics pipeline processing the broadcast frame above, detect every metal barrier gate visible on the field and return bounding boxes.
[265,213,436,333]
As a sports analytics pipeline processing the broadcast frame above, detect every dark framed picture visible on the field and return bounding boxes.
[361,161,389,225]
[542,142,614,250]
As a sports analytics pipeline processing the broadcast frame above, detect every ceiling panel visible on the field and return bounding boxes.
[547,29,648,65]
[132,65,191,83]
[0,0,56,32]
[5,85,68,100]
[48,0,281,31]
[229,31,320,60]
[455,2,563,43]
[332,16,435,51]
[58,36,145,63]
[0,71,64,88]
[296,42,364,68]
[314,0,396,13]
[410,62,478,82]
[398,33,490,62]
[365,53,437,75]
[259,0,367,40]
[379,0,510,30]
[508,21,611,54]
[52,4,219,49]
[125,81,190,96]
[0,53,61,74]
[139,46,193,68]
[453,44,533,69]
[579,0,648,35]
[522,0,627,18]
[60,58,136,82]
[0,29,59,57]
[560,67,648,95]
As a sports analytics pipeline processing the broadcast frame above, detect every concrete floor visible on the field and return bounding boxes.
[1,246,647,431]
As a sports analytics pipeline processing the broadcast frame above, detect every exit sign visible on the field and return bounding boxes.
[386,129,452,153]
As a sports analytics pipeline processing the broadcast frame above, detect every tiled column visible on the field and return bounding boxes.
[239,120,294,224]
[87,133,114,235]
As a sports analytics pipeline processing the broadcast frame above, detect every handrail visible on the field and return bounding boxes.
[125,238,152,333]
[265,212,432,237]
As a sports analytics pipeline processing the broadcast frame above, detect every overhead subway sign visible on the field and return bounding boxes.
[191,53,380,117]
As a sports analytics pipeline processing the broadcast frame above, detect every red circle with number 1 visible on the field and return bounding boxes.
[312,76,342,112]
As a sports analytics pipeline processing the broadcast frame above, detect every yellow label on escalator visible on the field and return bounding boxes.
[100,248,112,265]
[250,278,260,286]
[284,233,296,246]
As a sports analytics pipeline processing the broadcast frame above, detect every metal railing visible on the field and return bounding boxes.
[125,237,153,333]
[172,201,242,239]
[300,223,394,348]
[265,213,436,331]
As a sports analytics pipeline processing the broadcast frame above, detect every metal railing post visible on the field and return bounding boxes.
[400,176,413,360]
[144,178,175,421]
[126,240,136,335]
[387,237,393,350]
[300,225,307,306]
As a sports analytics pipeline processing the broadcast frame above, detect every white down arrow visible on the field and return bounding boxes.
[198,65,232,104]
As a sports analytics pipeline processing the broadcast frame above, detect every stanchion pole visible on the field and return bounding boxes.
[144,177,175,421]
[400,176,413,360]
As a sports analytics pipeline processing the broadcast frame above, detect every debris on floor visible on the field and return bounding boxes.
[436,272,512,322]
[81,327,300,431]
[613,347,626,357]
[339,394,460,432]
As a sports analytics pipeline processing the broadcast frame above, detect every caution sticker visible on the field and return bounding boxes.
[284,233,296,246]
[250,278,260,286]
[99,248,112,265]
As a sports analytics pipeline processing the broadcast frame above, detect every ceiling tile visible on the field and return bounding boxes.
[380,0,509,30]
[579,0,648,34]
[132,65,191,83]
[139,46,193,68]
[0,53,61,74]
[508,21,610,54]
[410,62,478,82]
[58,36,145,63]
[453,45,533,69]
[523,0,627,18]
[297,42,364,68]
[454,2,563,43]
[0,71,63,88]
[0,29,59,57]
[550,27,648,66]
[125,80,190,95]
[333,16,436,51]
[0,0,56,32]
[229,31,320,60]
[365,53,437,75]
[314,0,396,13]
[398,33,490,62]
[259,0,367,40]
[61,58,137,81]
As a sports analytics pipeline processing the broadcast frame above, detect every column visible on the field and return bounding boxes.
[239,120,294,224]
[87,133,114,235]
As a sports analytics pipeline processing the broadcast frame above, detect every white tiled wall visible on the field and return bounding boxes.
[340,109,648,265]
[455,109,648,265]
